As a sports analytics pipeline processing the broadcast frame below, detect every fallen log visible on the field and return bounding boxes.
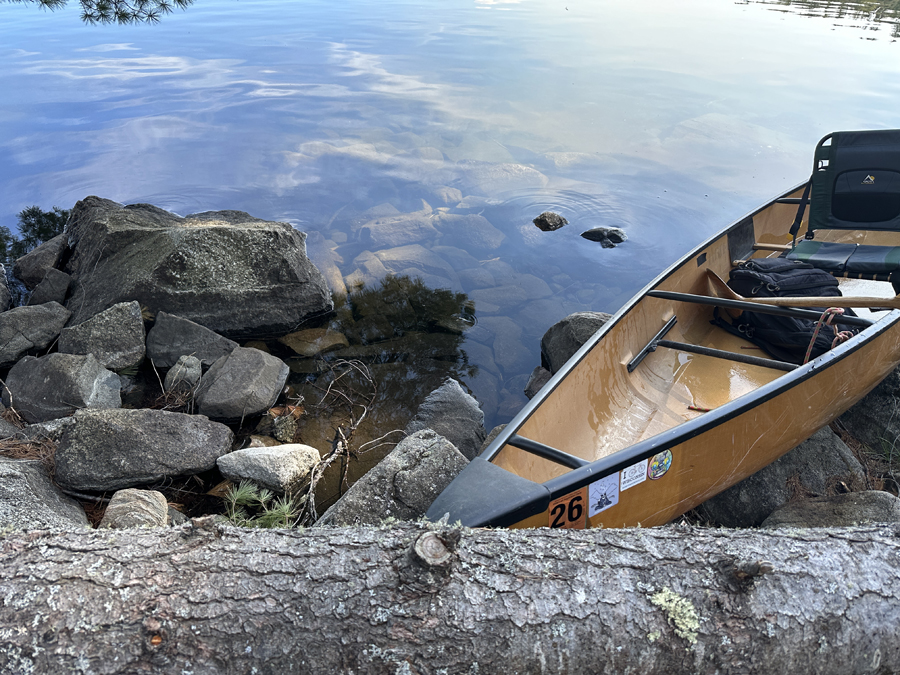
[1,520,898,674]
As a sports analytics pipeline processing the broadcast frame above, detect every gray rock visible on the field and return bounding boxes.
[480,424,507,454]
[0,302,72,368]
[840,367,900,454]
[195,347,289,422]
[164,355,202,395]
[62,196,333,338]
[146,311,239,369]
[696,427,866,528]
[0,264,11,313]
[0,457,89,529]
[58,301,145,371]
[3,353,121,424]
[479,316,534,376]
[761,491,900,528]
[533,211,568,232]
[27,268,72,306]
[98,489,169,529]
[54,408,234,492]
[541,311,613,374]
[217,443,320,494]
[404,378,486,461]
[581,227,628,248]
[316,429,468,526]
[0,417,21,440]
[168,506,188,526]
[524,366,553,399]
[13,233,67,291]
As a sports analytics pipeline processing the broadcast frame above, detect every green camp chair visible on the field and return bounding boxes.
[785,129,900,281]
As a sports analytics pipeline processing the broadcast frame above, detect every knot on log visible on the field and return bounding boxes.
[413,532,454,568]
[716,557,774,592]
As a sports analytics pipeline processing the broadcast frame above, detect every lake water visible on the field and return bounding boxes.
[3,0,900,435]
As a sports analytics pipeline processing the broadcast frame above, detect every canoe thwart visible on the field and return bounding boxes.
[507,434,591,469]
[655,339,797,372]
[627,315,678,372]
[649,289,873,328]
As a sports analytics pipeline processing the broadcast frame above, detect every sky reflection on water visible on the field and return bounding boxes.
[3,0,900,427]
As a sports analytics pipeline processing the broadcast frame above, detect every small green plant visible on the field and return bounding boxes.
[223,480,302,528]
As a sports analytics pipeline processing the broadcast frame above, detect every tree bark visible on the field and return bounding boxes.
[1,520,898,674]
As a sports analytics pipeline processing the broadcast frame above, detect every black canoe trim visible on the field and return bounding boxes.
[507,435,590,469]
[433,183,900,529]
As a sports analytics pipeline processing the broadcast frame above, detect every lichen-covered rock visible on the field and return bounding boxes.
[404,378,485,461]
[54,408,234,492]
[62,196,333,338]
[98,489,169,529]
[0,302,72,368]
[58,301,145,371]
[2,353,121,424]
[194,347,289,422]
[146,311,238,369]
[217,444,320,494]
[315,430,468,526]
[540,311,612,374]
[0,458,89,530]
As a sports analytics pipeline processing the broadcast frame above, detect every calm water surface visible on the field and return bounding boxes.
[3,0,900,431]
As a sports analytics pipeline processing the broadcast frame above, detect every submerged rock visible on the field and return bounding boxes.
[581,227,627,248]
[62,196,333,338]
[533,211,568,232]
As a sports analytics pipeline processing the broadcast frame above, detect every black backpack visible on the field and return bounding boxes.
[712,258,860,365]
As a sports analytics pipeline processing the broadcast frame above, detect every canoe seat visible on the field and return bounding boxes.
[785,241,900,275]
[784,129,900,282]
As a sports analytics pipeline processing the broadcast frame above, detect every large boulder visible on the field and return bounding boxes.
[54,408,234,492]
[2,353,121,424]
[541,311,613,374]
[62,197,333,338]
[194,347,289,422]
[404,378,486,461]
[315,429,468,526]
[58,301,145,371]
[146,311,238,369]
[13,233,67,291]
[0,302,71,368]
[761,491,900,528]
[696,426,866,528]
[0,457,89,529]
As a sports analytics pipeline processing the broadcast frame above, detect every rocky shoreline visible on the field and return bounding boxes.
[1,196,899,532]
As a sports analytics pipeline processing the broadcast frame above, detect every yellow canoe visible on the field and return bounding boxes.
[428,138,900,529]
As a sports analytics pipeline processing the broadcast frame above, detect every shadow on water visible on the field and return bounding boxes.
[273,275,477,513]
[9,0,194,24]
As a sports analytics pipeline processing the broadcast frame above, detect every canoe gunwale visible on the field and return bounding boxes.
[450,181,900,528]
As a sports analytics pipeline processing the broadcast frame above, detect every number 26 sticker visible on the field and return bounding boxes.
[548,487,587,529]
